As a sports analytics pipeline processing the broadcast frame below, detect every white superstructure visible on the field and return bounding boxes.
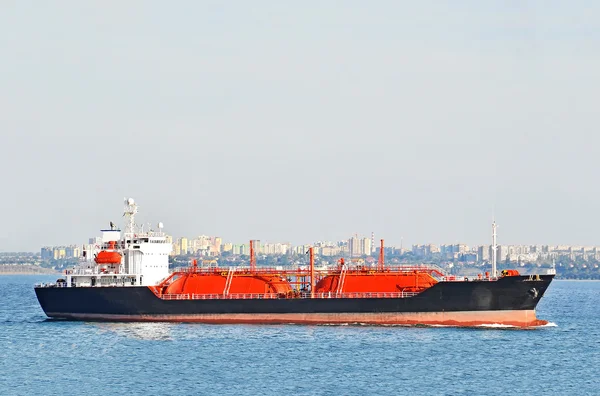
[63,198,172,287]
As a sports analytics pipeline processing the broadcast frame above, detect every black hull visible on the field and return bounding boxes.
[34,275,553,326]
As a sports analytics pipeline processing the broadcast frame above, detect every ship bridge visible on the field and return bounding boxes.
[48,198,172,288]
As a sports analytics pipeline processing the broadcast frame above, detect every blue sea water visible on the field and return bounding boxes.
[0,276,598,396]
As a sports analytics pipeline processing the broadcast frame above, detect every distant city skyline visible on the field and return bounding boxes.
[2,2,600,251]
[39,233,600,270]
[12,219,600,253]
[29,219,600,255]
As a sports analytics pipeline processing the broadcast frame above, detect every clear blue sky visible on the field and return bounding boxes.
[1,1,599,250]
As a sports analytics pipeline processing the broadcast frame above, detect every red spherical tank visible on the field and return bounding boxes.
[316,272,438,294]
[164,272,293,295]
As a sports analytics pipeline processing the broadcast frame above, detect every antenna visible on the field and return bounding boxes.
[123,197,138,235]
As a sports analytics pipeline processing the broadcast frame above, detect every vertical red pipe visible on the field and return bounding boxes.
[309,247,315,298]
[250,240,256,272]
[378,239,385,271]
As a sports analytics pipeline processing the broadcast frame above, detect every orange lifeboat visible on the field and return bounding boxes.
[94,251,122,264]
[94,241,122,265]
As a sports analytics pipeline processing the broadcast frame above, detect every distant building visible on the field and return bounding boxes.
[461,252,477,262]
[41,247,53,260]
[412,244,424,257]
[477,245,490,261]
[179,238,188,255]
[361,238,371,256]
[320,246,341,257]
[412,244,440,257]
[213,237,222,255]
[497,245,509,262]
[349,236,360,257]
[221,243,233,253]
[172,243,181,256]
[53,248,66,260]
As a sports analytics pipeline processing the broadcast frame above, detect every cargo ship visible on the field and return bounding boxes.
[35,198,554,327]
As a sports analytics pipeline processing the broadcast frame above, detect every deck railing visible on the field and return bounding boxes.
[174,265,448,274]
[159,291,420,301]
[35,282,68,288]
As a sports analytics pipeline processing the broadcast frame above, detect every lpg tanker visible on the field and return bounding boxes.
[35,199,554,327]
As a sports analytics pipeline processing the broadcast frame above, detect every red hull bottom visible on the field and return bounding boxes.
[48,310,548,327]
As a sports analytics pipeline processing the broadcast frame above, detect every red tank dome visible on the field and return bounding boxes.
[94,251,122,264]
[164,272,293,295]
[316,271,438,294]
